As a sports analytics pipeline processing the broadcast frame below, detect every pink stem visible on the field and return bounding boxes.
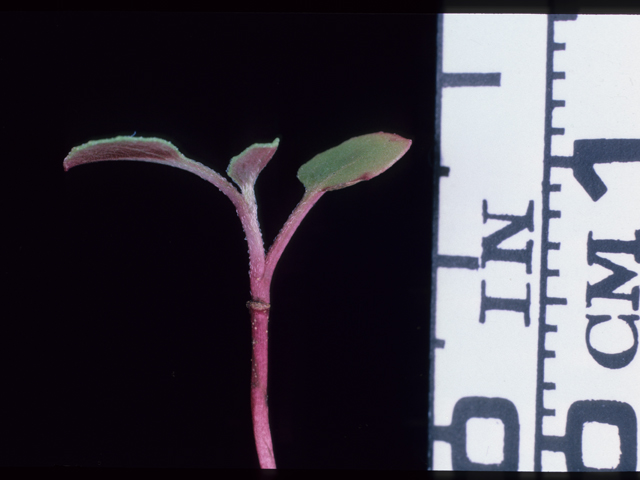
[264,190,325,286]
[236,186,273,468]
[236,190,266,288]
[248,300,275,469]
[242,188,324,469]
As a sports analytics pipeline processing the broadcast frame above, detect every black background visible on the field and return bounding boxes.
[0,12,436,469]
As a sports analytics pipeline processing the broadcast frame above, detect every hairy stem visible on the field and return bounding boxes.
[238,184,273,468]
[237,188,266,292]
[242,188,324,469]
[264,189,325,285]
[248,300,275,469]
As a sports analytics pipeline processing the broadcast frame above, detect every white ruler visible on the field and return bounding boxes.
[430,14,640,472]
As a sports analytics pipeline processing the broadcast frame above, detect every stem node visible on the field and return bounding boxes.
[247,300,271,311]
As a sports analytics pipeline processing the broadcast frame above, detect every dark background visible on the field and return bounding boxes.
[0,12,436,469]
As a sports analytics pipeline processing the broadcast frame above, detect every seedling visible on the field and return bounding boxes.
[63,132,411,468]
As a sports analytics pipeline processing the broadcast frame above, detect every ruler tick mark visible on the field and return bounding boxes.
[437,255,479,270]
[442,72,501,88]
[545,296,567,305]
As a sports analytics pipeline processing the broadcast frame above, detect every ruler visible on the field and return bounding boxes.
[430,14,640,472]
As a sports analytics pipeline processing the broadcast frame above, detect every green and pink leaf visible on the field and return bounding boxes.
[63,136,243,207]
[296,132,412,193]
[226,138,279,191]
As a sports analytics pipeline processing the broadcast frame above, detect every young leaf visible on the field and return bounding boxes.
[63,136,187,171]
[63,136,243,206]
[226,138,280,191]
[296,132,412,192]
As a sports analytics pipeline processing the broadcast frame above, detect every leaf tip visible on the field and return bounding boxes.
[62,144,86,171]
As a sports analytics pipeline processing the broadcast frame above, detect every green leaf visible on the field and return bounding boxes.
[226,138,279,191]
[296,132,412,192]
